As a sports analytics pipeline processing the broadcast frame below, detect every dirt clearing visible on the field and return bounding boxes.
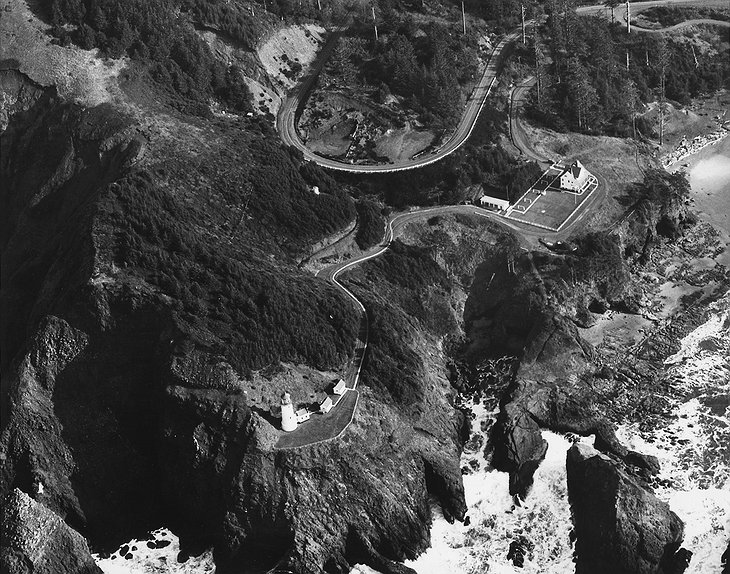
[374,127,435,162]
[1,0,127,107]
[257,24,325,91]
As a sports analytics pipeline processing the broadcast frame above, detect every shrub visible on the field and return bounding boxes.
[355,200,385,249]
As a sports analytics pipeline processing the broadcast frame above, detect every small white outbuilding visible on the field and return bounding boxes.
[320,396,334,414]
[334,379,347,395]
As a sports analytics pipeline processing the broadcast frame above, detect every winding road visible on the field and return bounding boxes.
[275,201,600,448]
[509,76,552,166]
[277,30,515,173]
[276,0,728,174]
[273,0,728,449]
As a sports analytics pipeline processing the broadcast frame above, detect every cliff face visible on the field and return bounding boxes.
[458,177,694,499]
[567,444,688,574]
[1,488,102,574]
[0,70,467,574]
[1,70,165,546]
[158,378,464,572]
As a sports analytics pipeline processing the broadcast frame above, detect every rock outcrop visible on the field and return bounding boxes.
[566,443,689,574]
[491,400,547,498]
[1,489,102,574]
[491,310,627,497]
[158,346,466,573]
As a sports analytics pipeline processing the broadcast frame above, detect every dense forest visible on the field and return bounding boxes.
[355,199,387,249]
[322,7,480,129]
[99,130,359,373]
[351,239,456,408]
[92,113,359,375]
[367,24,479,128]
[526,5,730,134]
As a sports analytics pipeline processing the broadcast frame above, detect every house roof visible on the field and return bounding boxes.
[562,161,583,180]
[482,187,510,201]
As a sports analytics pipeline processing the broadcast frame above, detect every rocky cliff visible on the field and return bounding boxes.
[481,184,693,499]
[567,443,689,574]
[1,488,102,574]
[0,68,467,574]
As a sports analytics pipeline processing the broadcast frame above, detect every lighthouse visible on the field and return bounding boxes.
[280,391,298,432]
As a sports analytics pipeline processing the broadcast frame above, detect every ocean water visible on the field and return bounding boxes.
[94,269,729,574]
[404,402,590,574]
[617,292,730,574]
[689,149,730,199]
[94,528,215,574]
[405,295,729,574]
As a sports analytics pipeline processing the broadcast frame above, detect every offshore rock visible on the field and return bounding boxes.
[566,443,688,574]
[1,489,102,574]
[491,400,547,498]
[493,311,613,497]
[507,535,534,567]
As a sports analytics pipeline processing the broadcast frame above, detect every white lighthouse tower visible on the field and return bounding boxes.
[280,391,298,432]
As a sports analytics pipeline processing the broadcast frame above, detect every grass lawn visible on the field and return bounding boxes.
[507,184,596,231]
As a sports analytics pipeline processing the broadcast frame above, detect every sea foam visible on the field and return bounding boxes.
[404,399,589,574]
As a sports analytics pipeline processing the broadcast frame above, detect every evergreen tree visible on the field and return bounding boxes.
[566,58,598,130]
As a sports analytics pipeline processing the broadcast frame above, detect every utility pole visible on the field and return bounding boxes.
[626,49,630,71]
[372,5,378,41]
[462,1,467,35]
[521,4,526,44]
[534,32,543,106]
[659,65,666,146]
[626,0,631,33]
[633,112,637,140]
[317,0,321,11]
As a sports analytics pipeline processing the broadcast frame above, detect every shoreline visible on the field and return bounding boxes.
[662,128,729,169]
[669,133,730,267]
[667,128,730,176]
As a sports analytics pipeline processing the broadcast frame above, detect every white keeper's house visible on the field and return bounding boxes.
[559,160,593,193]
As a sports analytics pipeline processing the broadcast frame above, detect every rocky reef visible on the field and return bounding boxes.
[567,443,690,574]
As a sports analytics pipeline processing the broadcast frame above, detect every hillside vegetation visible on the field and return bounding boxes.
[526,6,730,134]
[339,104,541,206]
[97,118,359,375]
[41,0,253,113]
[332,18,481,129]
